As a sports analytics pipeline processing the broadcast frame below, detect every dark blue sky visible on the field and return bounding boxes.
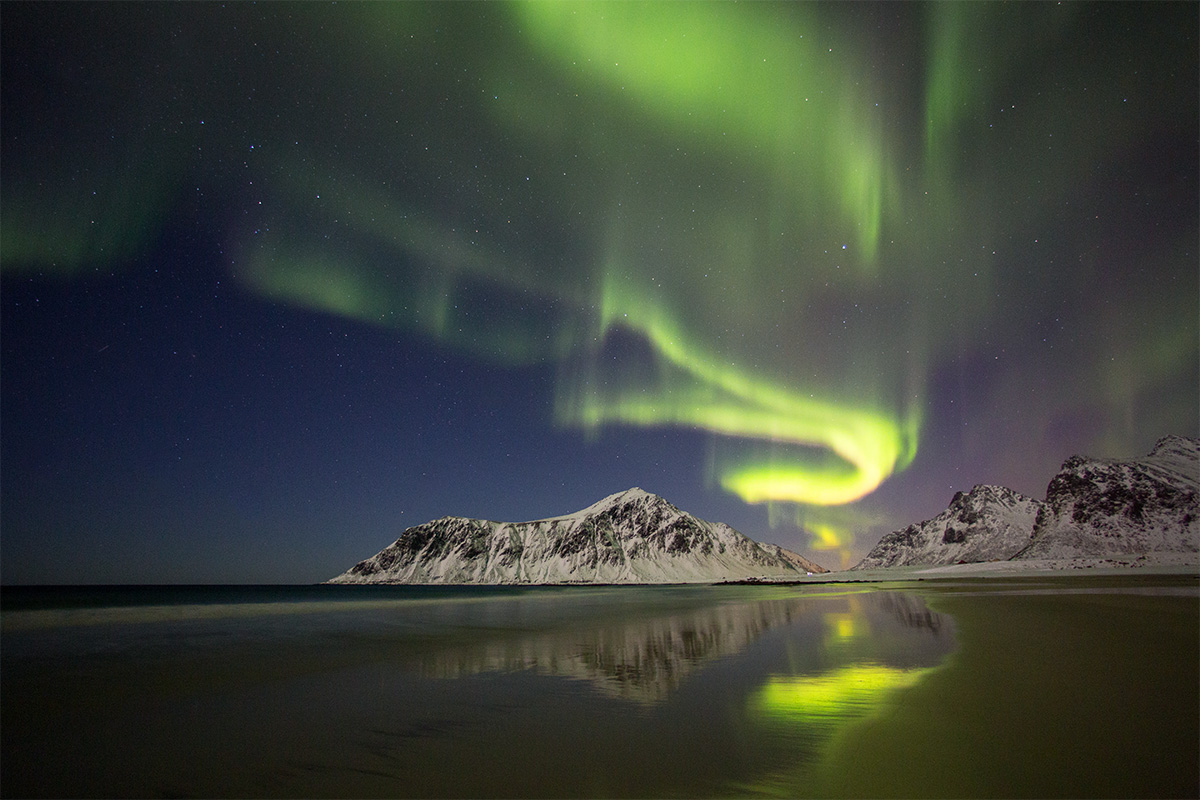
[3,2,1196,583]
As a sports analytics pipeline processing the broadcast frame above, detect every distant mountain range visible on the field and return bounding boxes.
[329,487,828,584]
[854,435,1199,570]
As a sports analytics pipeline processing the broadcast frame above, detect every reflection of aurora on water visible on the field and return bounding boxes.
[751,665,932,730]
[3,2,1195,569]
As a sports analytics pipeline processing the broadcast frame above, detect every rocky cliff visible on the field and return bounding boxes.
[852,484,1042,569]
[1013,435,1198,560]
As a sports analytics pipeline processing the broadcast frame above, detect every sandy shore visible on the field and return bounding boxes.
[778,554,1199,583]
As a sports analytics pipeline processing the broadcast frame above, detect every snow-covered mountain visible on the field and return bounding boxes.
[328,487,828,584]
[1013,435,1198,561]
[852,484,1042,569]
[853,436,1198,570]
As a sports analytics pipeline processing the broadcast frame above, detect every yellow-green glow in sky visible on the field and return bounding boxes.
[557,273,920,507]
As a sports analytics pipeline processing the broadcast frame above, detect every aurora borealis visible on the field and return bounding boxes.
[2,2,1196,582]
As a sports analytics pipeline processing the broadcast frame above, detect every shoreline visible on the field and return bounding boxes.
[726,555,1199,585]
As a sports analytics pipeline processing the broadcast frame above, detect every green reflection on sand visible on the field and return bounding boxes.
[751,663,931,729]
[740,578,1200,799]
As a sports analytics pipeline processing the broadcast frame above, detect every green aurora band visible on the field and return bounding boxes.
[515,0,894,262]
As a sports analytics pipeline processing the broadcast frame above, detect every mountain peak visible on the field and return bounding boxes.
[1152,434,1198,457]
[603,487,658,504]
[1145,435,1200,482]
[561,487,674,520]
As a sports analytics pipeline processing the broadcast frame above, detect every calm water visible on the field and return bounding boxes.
[1,577,1196,798]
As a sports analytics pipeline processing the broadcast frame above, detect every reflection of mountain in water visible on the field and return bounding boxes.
[875,591,948,635]
[420,599,801,702]
[416,591,952,703]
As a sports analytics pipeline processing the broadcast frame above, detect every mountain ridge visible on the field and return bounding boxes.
[329,488,828,584]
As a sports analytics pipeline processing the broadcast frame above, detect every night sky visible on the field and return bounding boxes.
[2,2,1196,584]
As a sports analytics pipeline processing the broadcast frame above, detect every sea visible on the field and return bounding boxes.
[2,576,1196,798]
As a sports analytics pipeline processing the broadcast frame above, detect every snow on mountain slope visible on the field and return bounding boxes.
[758,542,828,575]
[1013,435,1198,560]
[328,488,829,584]
[851,484,1042,570]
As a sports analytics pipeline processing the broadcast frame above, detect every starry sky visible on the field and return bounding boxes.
[2,2,1196,584]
